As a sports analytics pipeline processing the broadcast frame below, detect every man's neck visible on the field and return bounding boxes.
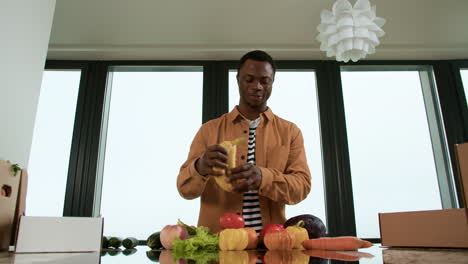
[237,105,267,120]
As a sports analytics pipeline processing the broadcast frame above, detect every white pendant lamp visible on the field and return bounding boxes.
[317,0,386,62]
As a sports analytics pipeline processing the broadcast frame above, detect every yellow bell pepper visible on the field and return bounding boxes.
[286,220,309,249]
[219,228,248,251]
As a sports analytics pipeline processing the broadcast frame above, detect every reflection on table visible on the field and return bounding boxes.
[1,244,468,264]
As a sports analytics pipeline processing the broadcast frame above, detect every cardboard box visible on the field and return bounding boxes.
[457,142,468,220]
[0,160,27,251]
[15,216,103,253]
[379,143,468,248]
[13,251,100,264]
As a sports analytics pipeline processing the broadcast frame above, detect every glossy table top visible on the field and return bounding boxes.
[1,244,467,263]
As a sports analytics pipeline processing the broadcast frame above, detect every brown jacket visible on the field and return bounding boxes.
[177,107,311,233]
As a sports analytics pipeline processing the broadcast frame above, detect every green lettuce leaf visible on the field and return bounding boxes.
[171,224,219,263]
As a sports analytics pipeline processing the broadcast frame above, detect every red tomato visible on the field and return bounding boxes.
[220,213,245,229]
[259,223,285,237]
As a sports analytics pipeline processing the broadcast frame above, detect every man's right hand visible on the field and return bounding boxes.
[195,145,228,176]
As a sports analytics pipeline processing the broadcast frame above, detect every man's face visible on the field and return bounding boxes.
[237,59,274,110]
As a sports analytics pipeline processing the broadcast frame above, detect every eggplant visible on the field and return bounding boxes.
[284,214,327,239]
[147,232,162,249]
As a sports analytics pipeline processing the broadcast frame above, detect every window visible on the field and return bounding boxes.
[27,70,81,216]
[229,70,326,223]
[341,68,455,238]
[97,67,203,239]
[461,69,468,106]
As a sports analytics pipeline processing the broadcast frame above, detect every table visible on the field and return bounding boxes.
[1,244,467,263]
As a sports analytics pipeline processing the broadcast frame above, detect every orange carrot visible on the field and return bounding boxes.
[302,236,373,251]
[361,240,373,248]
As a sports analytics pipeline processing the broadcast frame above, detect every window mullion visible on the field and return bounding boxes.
[316,61,357,237]
[419,69,458,209]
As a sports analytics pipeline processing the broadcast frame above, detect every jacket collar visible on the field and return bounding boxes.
[227,106,274,126]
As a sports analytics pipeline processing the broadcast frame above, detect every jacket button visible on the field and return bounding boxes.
[241,155,245,160]
[243,130,247,134]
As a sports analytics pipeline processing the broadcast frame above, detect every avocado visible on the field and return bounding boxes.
[284,214,327,239]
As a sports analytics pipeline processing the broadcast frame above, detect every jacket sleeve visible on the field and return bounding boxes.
[177,126,210,200]
[258,125,312,205]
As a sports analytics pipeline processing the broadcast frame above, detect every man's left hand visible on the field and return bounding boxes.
[227,164,262,193]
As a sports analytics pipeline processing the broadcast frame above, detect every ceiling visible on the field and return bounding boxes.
[47,0,468,61]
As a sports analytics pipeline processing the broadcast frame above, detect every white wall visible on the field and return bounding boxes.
[0,0,56,167]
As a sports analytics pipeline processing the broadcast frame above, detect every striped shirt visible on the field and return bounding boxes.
[242,117,262,234]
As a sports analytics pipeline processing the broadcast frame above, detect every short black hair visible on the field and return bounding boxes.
[237,50,277,76]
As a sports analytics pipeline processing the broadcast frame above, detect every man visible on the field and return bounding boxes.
[177,50,311,234]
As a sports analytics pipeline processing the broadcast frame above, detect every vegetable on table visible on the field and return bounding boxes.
[302,236,373,251]
[264,230,294,250]
[259,223,285,238]
[285,220,309,249]
[219,228,248,251]
[213,138,244,192]
[122,237,139,249]
[101,236,109,248]
[160,225,189,249]
[108,237,122,248]
[244,227,258,249]
[172,224,219,257]
[147,232,163,249]
[220,213,245,229]
[177,219,197,236]
[284,214,327,239]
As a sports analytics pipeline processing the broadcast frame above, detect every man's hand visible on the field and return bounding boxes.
[195,145,228,176]
[228,164,262,193]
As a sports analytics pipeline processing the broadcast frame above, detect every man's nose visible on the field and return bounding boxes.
[251,80,263,90]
